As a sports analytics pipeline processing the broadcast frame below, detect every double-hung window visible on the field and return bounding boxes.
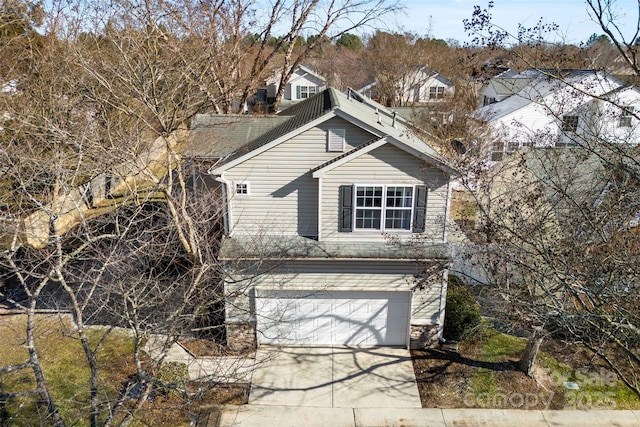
[298,85,317,99]
[354,185,413,231]
[339,184,427,233]
[619,107,634,127]
[429,86,445,100]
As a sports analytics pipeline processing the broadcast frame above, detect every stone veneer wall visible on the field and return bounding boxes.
[410,324,439,349]
[226,320,257,352]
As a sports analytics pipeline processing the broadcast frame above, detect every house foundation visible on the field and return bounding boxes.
[410,324,439,349]
[226,320,256,352]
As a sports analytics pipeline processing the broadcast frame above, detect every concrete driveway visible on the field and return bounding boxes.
[248,346,421,408]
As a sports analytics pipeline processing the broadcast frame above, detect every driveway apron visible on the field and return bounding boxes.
[248,346,421,408]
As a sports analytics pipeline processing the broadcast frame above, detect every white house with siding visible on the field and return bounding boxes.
[206,88,454,350]
[259,65,327,111]
[474,69,640,161]
[359,66,454,107]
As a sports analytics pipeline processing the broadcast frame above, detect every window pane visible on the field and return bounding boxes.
[562,115,579,132]
[357,186,382,208]
[386,187,413,207]
[355,209,381,229]
[385,209,411,229]
[619,106,634,127]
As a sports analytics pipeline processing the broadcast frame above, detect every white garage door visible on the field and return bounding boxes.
[256,290,410,346]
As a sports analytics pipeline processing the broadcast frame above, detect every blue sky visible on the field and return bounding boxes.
[385,0,638,45]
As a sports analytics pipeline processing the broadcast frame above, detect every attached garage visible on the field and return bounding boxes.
[255,289,411,346]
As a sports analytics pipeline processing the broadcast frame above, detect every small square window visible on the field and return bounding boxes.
[562,115,579,132]
[491,140,504,161]
[619,107,634,127]
[234,182,249,196]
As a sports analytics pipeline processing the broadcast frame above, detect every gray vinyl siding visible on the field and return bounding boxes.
[224,117,375,237]
[321,144,449,241]
[224,260,444,324]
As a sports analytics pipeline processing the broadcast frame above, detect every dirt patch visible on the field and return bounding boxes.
[134,383,249,426]
[412,335,562,409]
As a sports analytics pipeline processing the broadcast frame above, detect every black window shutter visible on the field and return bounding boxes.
[413,185,427,233]
[339,185,353,232]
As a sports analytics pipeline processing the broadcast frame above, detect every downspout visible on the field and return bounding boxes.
[443,178,452,242]
[317,176,323,241]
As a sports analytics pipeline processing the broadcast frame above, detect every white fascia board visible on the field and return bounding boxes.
[312,137,388,178]
[209,111,337,175]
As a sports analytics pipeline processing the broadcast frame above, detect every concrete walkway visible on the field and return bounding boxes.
[143,335,255,382]
[143,341,640,426]
[249,346,421,408]
[205,406,640,427]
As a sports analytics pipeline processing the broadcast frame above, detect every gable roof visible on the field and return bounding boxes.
[209,87,451,175]
[288,64,327,84]
[265,64,326,86]
[358,67,454,94]
[475,69,627,122]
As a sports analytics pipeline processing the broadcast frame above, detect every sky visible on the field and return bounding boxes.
[384,0,638,45]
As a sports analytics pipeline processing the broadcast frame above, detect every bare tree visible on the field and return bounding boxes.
[0,1,247,424]
[241,0,403,111]
[452,1,640,392]
[586,0,639,74]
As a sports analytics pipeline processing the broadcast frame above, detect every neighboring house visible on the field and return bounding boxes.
[479,68,526,107]
[206,88,454,351]
[474,69,640,161]
[255,65,327,112]
[359,66,455,107]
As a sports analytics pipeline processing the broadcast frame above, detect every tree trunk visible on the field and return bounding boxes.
[518,326,544,377]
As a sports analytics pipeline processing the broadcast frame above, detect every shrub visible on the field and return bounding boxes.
[444,276,481,341]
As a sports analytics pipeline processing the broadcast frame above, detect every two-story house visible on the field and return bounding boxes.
[359,66,455,107]
[255,65,327,112]
[207,88,454,351]
[474,69,640,161]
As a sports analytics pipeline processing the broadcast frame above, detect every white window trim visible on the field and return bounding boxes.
[299,85,318,99]
[429,86,445,99]
[233,181,250,197]
[327,129,345,152]
[352,184,415,232]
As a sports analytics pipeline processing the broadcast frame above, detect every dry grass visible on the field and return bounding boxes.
[412,327,640,410]
[0,314,248,426]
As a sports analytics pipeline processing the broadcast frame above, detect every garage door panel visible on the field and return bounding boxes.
[256,290,410,346]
